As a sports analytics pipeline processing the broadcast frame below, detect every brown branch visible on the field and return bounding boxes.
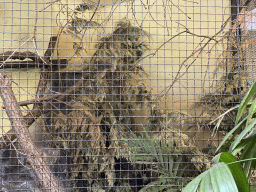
[1,36,63,136]
[143,20,221,60]
[25,36,64,129]
[0,59,67,69]
[156,15,232,100]
[32,36,58,118]
[0,36,66,69]
[43,36,58,63]
[0,73,64,192]
[16,94,63,107]
[0,51,38,62]
[142,30,187,58]
[10,70,107,109]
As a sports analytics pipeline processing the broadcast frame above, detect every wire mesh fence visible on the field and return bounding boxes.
[0,0,254,191]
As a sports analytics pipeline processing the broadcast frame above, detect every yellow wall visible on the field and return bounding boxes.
[54,0,230,111]
[0,0,230,134]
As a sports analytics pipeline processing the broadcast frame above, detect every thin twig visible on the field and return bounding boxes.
[156,15,232,100]
[9,70,107,108]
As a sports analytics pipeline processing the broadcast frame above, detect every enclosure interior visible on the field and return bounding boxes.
[0,0,253,191]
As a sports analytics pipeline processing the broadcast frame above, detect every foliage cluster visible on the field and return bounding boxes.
[183,81,256,191]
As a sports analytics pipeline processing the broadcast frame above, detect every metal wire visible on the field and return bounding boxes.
[0,0,251,191]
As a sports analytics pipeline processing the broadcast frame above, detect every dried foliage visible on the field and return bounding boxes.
[193,26,248,133]
[1,2,238,190]
[38,20,155,188]
[34,15,211,189]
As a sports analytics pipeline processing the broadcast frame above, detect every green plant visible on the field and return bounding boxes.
[124,130,188,192]
[183,152,248,192]
[183,81,256,191]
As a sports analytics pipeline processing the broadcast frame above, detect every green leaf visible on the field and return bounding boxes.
[144,132,160,162]
[209,166,220,192]
[240,140,256,178]
[173,156,182,177]
[209,163,238,192]
[165,142,174,171]
[184,163,238,192]
[182,171,208,192]
[232,137,253,156]
[246,97,256,126]
[244,125,256,139]
[216,117,246,152]
[139,177,180,192]
[236,82,256,125]
[213,152,249,192]
[221,128,242,152]
[199,173,213,192]
[230,118,256,151]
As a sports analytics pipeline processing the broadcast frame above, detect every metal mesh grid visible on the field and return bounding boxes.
[243,2,256,84]
[0,0,251,191]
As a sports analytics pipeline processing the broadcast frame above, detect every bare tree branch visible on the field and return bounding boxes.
[0,73,64,192]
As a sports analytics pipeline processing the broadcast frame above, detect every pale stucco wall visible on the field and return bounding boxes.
[53,0,231,109]
[0,0,230,134]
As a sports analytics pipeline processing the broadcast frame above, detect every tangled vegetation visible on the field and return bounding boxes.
[36,6,210,189]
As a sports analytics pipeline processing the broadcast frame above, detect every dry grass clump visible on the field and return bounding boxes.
[38,3,235,189]
[35,19,209,190]
[40,21,154,186]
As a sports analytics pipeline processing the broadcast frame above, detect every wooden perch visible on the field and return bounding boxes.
[0,36,68,69]
[0,37,57,63]
[0,59,68,69]
[0,51,38,62]
[43,36,57,62]
[0,73,65,192]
